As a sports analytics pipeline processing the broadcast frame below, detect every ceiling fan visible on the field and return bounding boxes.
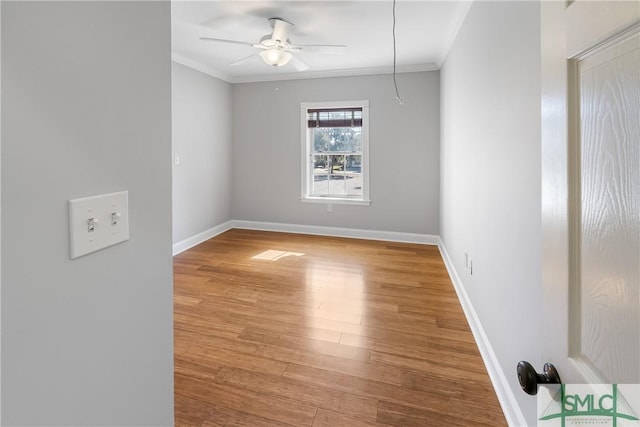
[200,17,347,71]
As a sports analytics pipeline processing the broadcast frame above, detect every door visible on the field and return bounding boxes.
[541,0,639,385]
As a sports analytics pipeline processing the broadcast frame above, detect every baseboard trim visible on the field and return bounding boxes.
[230,220,439,245]
[172,220,234,255]
[172,220,437,256]
[437,239,527,427]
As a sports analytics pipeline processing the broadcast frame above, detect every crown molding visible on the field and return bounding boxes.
[229,63,439,84]
[171,54,438,84]
[436,0,473,67]
[171,53,232,83]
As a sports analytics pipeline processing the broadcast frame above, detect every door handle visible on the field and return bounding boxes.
[517,361,561,395]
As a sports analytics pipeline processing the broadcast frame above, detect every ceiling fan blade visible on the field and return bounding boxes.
[294,44,347,52]
[292,44,347,49]
[289,55,309,72]
[287,44,347,55]
[269,18,293,43]
[199,37,255,47]
[230,53,260,66]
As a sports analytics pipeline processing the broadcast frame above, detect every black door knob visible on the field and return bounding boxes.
[517,361,561,395]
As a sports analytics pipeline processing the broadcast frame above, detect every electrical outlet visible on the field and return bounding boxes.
[464,252,473,275]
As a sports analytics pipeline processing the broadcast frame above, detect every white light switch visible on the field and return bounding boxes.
[69,191,129,259]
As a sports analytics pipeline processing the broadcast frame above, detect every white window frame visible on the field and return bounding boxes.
[300,100,371,206]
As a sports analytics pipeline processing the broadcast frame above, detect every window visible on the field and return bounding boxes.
[300,101,370,205]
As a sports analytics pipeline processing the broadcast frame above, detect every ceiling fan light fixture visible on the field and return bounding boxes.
[259,49,292,67]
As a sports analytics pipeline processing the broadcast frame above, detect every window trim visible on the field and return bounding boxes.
[300,100,371,206]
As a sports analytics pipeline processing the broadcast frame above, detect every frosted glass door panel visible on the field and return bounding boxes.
[578,31,640,383]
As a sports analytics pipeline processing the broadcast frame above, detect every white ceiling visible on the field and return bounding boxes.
[171,1,471,83]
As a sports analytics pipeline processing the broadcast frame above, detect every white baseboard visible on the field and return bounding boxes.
[172,220,234,255]
[437,239,527,427]
[230,220,440,245]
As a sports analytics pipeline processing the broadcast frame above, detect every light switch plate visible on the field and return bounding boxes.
[69,191,129,259]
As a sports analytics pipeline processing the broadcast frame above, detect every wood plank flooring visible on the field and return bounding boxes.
[174,229,507,427]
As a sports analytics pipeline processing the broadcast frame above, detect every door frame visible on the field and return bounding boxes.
[541,0,640,383]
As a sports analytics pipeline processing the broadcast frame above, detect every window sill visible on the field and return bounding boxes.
[301,196,371,206]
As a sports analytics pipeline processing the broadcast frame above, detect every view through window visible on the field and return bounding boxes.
[301,101,370,204]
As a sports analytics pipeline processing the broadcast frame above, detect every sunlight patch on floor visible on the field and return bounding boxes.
[251,249,305,261]
[304,262,366,347]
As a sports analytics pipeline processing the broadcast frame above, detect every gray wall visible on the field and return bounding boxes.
[232,72,440,235]
[172,62,232,244]
[0,3,3,420]
[440,1,542,424]
[1,2,174,425]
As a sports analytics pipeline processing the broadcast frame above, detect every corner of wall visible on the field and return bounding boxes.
[172,220,234,255]
[436,0,474,67]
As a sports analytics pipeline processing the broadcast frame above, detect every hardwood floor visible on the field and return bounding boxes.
[174,229,507,427]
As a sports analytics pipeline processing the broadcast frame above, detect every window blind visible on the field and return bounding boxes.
[307,107,363,128]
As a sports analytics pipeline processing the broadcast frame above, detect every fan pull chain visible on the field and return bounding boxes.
[392,0,404,105]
